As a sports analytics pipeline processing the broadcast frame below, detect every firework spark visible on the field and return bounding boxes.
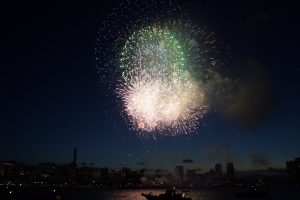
[96,1,221,137]
[118,74,207,135]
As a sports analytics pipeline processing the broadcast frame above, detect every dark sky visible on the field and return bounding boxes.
[1,0,300,171]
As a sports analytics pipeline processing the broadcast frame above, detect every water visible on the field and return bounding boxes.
[1,186,300,200]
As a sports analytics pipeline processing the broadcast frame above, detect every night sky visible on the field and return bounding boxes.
[1,0,300,172]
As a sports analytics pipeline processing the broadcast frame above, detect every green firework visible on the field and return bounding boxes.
[120,25,189,82]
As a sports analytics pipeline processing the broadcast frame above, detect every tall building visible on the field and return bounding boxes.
[215,163,222,178]
[226,162,234,181]
[286,157,300,182]
[69,148,77,182]
[100,167,109,184]
[73,148,77,168]
[174,166,184,185]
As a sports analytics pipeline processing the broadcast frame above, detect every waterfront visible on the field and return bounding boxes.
[1,186,300,200]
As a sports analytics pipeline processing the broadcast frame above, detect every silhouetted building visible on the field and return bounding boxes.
[100,167,109,184]
[186,169,204,185]
[69,148,77,182]
[73,148,77,168]
[215,163,222,179]
[286,157,300,182]
[227,162,234,181]
[186,169,196,180]
[174,166,184,185]
[78,165,94,184]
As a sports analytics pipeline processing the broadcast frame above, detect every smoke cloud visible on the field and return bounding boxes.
[206,59,276,128]
[249,153,271,168]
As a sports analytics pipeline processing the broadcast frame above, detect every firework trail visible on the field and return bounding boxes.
[96,0,221,137]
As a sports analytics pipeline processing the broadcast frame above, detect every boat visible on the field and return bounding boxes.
[142,189,192,200]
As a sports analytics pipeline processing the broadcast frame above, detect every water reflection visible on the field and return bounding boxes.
[102,189,222,200]
[2,186,300,200]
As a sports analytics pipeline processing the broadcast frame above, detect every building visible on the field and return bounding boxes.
[186,169,196,181]
[100,167,109,184]
[73,148,77,168]
[227,162,234,181]
[286,157,300,182]
[174,166,184,185]
[215,163,222,179]
[69,148,77,182]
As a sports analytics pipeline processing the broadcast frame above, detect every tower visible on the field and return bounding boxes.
[69,148,77,182]
[73,148,77,168]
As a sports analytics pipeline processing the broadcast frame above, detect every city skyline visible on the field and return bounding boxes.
[1,0,300,172]
[0,146,293,172]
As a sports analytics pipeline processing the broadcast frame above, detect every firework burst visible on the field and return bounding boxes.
[96,0,221,137]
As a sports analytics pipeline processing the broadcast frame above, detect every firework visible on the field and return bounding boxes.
[117,73,207,135]
[96,0,220,137]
